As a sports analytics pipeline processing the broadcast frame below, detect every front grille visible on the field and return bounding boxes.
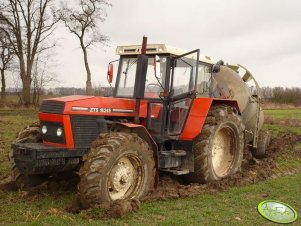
[71,116,107,148]
[41,121,66,144]
[40,101,65,114]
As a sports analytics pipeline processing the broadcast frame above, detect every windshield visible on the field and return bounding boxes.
[115,56,167,98]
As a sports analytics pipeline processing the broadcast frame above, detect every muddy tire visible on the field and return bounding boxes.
[186,105,245,183]
[251,129,272,159]
[78,132,155,208]
[10,123,46,189]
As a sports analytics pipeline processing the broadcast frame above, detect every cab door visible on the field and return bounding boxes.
[168,50,200,136]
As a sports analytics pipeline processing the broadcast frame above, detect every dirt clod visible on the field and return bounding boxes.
[0,176,18,191]
[65,197,85,214]
[105,199,140,218]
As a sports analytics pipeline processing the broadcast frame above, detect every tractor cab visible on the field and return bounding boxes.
[110,44,214,99]
[108,44,215,140]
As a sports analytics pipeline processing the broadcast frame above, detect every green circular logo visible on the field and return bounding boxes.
[258,200,298,224]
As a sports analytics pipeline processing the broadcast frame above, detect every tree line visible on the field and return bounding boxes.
[0,0,110,106]
[261,86,301,106]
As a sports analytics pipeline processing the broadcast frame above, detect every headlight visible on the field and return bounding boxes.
[56,127,63,136]
[41,125,47,134]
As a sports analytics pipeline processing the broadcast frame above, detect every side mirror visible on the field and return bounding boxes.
[212,60,224,73]
[107,63,113,83]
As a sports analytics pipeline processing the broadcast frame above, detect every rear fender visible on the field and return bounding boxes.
[110,123,159,186]
[180,98,240,140]
[212,99,241,114]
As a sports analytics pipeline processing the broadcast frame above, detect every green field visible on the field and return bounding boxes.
[265,108,301,120]
[0,108,300,225]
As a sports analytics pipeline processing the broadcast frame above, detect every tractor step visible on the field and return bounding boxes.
[159,150,187,169]
[161,168,190,175]
[160,150,187,156]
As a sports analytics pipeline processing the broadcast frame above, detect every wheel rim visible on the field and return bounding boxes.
[212,127,235,177]
[107,155,144,201]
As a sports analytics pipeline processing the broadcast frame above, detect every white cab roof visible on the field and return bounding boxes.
[116,44,214,64]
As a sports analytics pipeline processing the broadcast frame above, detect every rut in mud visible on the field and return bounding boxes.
[143,132,301,201]
[1,131,300,218]
[265,117,301,127]
[76,131,301,218]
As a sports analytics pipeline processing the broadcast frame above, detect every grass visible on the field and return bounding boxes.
[0,174,300,225]
[264,109,301,174]
[0,108,300,225]
[0,95,60,108]
[264,108,301,120]
[0,109,39,173]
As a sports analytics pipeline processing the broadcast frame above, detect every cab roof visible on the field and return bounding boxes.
[116,44,214,64]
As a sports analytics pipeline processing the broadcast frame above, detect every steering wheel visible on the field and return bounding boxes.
[146,83,162,92]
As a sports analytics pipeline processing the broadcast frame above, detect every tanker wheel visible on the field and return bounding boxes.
[186,105,245,183]
[78,132,155,208]
[251,129,271,159]
[10,123,48,189]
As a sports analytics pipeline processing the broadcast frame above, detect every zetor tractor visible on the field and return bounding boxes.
[11,37,270,207]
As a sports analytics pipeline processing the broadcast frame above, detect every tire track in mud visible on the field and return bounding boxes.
[87,131,301,219]
[1,131,300,219]
[143,132,301,201]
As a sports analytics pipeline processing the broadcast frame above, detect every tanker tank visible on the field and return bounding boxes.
[212,66,264,142]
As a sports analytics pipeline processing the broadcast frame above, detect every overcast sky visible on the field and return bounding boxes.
[9,0,301,88]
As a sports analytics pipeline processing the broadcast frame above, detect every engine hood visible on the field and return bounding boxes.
[47,95,96,102]
[41,95,149,117]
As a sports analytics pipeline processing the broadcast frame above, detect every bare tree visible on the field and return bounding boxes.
[58,0,110,95]
[262,86,301,106]
[0,0,58,105]
[32,50,58,105]
[0,30,14,102]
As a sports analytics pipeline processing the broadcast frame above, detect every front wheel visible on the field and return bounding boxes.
[78,132,155,208]
[11,123,47,189]
[186,105,245,183]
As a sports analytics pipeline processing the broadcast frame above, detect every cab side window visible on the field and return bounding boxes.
[197,64,211,97]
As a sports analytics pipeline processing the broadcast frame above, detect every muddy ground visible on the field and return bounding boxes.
[1,131,301,218]
[143,132,301,202]
[265,117,301,127]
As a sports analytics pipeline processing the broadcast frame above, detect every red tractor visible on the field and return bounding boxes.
[11,37,269,207]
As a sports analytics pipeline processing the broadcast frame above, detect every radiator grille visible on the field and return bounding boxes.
[40,101,65,114]
[71,116,107,148]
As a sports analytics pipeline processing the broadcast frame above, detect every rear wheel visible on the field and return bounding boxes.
[10,123,47,189]
[78,132,155,208]
[186,105,245,183]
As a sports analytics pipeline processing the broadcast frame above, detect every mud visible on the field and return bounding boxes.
[265,117,301,127]
[0,176,18,191]
[0,171,79,193]
[65,197,85,214]
[104,199,140,218]
[143,132,301,201]
[1,132,300,219]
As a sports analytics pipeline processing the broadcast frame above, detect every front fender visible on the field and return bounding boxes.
[110,123,159,186]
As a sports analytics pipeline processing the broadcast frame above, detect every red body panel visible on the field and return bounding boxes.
[180,98,241,140]
[39,95,240,148]
[39,96,150,148]
[180,98,213,140]
[39,113,74,149]
[45,96,149,118]
[49,95,95,102]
